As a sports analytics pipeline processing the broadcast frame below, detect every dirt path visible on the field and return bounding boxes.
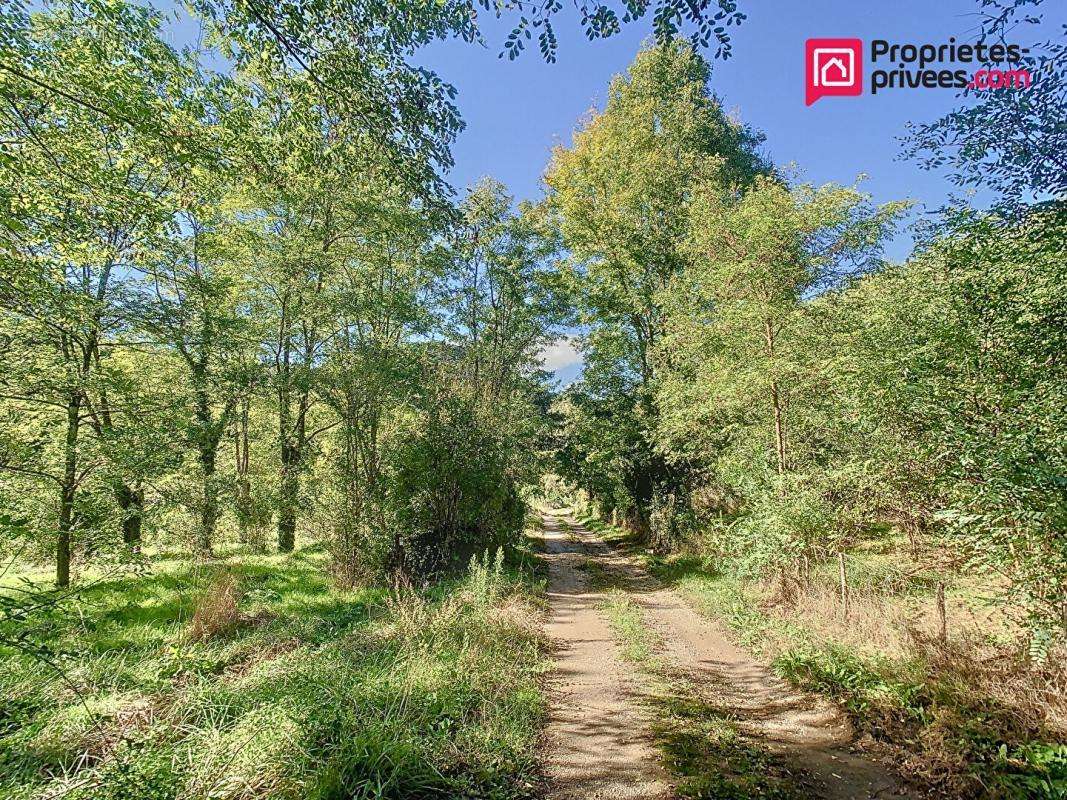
[541,512,669,799]
[541,512,917,800]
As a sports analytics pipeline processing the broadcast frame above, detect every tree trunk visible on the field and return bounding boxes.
[276,376,308,553]
[57,391,80,587]
[277,442,298,552]
[115,482,144,551]
[763,318,786,476]
[276,326,296,552]
[770,379,786,476]
[236,476,252,543]
[198,444,217,555]
[234,396,253,544]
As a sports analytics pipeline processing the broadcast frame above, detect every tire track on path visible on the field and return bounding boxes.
[541,511,669,800]
[554,513,918,800]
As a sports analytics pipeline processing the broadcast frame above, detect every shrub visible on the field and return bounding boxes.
[388,399,525,579]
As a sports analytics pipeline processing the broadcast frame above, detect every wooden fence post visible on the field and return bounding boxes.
[838,551,850,621]
[936,580,947,644]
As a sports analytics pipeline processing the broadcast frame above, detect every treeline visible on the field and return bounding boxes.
[548,41,1067,648]
[0,2,561,586]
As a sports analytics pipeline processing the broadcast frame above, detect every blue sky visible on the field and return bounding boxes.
[411,0,1061,382]
[415,0,1055,252]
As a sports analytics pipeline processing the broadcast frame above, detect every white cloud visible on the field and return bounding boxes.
[538,336,583,372]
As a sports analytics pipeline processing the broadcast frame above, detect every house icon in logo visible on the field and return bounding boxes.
[805,39,863,105]
[814,49,855,87]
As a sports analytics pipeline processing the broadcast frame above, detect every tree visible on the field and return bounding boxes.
[134,195,258,555]
[191,0,749,81]
[839,209,1067,644]
[315,182,446,582]
[901,0,1066,207]
[246,74,362,553]
[679,177,906,475]
[452,178,561,399]
[382,180,558,578]
[656,176,905,571]
[545,40,765,528]
[0,0,201,581]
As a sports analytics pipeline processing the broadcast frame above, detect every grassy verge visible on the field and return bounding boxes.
[639,553,1065,800]
[657,567,1067,797]
[596,588,804,800]
[0,538,548,800]
[568,508,1067,799]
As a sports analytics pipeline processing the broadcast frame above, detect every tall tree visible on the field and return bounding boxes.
[316,183,445,581]
[248,76,353,553]
[453,178,561,400]
[545,40,765,527]
[654,177,905,570]
[0,1,200,581]
[676,177,906,477]
[135,196,257,554]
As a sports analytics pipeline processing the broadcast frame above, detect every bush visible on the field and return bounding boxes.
[387,398,526,579]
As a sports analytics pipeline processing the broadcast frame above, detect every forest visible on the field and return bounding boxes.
[0,0,1064,798]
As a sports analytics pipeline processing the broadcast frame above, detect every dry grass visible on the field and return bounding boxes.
[188,571,243,642]
[910,631,1067,737]
[754,577,1067,738]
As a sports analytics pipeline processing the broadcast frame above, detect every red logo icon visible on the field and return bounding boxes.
[806,39,863,106]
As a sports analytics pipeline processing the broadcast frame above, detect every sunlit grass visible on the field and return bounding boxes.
[0,541,547,800]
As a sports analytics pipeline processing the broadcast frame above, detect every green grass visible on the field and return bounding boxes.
[0,541,549,800]
[598,589,655,665]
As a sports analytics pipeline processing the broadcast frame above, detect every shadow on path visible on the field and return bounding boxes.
[555,513,919,800]
[541,512,669,800]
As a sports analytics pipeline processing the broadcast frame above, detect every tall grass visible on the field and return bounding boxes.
[0,544,547,800]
